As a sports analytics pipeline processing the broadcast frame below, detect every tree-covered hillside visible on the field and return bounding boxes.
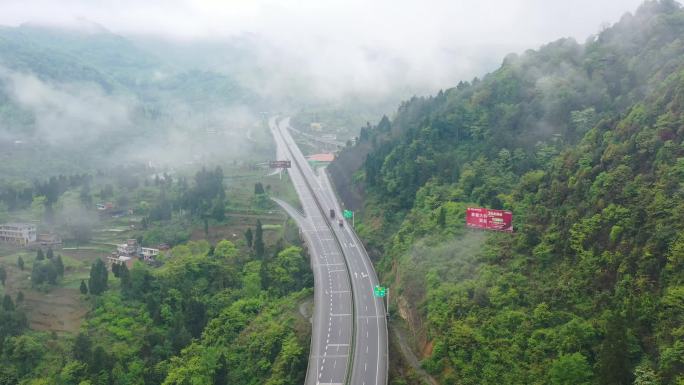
[331,1,684,384]
[0,239,312,384]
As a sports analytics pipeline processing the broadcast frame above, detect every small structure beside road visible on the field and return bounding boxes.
[306,153,335,166]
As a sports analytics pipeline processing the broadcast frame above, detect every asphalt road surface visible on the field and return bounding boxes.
[270,117,353,385]
[270,117,388,385]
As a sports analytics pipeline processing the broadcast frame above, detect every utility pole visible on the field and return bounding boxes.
[385,288,390,319]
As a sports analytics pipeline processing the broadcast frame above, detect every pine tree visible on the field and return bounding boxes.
[88,259,108,295]
[46,261,58,284]
[0,265,6,286]
[254,220,264,259]
[36,249,45,261]
[73,332,92,362]
[15,291,24,303]
[119,263,131,293]
[99,260,108,291]
[212,197,225,221]
[80,280,88,295]
[90,345,109,375]
[46,247,54,259]
[254,182,265,195]
[2,294,14,311]
[437,206,446,228]
[54,255,64,277]
[31,261,45,286]
[17,256,24,271]
[245,228,253,248]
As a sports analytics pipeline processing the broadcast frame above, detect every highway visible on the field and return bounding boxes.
[270,117,388,385]
[270,117,353,385]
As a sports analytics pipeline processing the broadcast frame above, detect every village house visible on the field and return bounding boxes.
[106,254,135,270]
[117,239,140,255]
[0,223,37,247]
[112,239,160,268]
[141,247,159,261]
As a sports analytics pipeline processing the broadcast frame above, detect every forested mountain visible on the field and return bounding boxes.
[0,23,257,110]
[330,1,684,384]
[0,24,261,179]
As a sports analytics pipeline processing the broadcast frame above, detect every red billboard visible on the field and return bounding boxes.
[466,207,513,232]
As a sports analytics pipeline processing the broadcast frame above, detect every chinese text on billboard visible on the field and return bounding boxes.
[466,207,513,232]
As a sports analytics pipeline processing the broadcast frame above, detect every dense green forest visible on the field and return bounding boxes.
[0,238,312,384]
[331,1,684,384]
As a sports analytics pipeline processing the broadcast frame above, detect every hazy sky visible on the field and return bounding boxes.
[0,0,649,96]
[0,0,646,43]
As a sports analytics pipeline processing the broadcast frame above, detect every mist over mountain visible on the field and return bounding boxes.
[1,1,683,385]
[330,1,684,384]
[0,22,449,179]
[0,24,268,178]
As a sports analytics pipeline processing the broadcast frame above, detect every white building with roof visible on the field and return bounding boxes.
[141,247,159,261]
[114,239,160,263]
[0,223,37,246]
[117,239,139,255]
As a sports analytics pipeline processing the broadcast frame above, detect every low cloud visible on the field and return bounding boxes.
[0,65,260,171]
[0,0,647,98]
[0,67,134,144]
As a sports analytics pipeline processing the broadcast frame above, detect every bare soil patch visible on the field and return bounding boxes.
[0,246,98,334]
[23,287,88,333]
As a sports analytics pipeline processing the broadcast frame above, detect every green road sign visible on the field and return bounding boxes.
[343,210,353,219]
[373,285,387,297]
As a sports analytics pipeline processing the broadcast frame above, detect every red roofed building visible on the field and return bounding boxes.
[306,153,335,163]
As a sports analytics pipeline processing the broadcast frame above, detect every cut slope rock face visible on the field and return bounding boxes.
[330,1,684,384]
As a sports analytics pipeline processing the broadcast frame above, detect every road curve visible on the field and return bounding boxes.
[271,117,388,385]
[270,117,353,385]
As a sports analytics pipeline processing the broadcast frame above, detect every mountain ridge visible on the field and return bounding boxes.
[330,1,684,384]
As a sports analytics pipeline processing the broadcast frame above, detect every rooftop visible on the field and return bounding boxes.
[1,223,36,229]
[307,153,335,162]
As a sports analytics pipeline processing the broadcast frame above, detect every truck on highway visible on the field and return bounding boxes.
[330,209,335,219]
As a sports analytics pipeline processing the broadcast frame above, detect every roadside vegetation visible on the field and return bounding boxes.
[334,2,684,384]
[0,238,312,384]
